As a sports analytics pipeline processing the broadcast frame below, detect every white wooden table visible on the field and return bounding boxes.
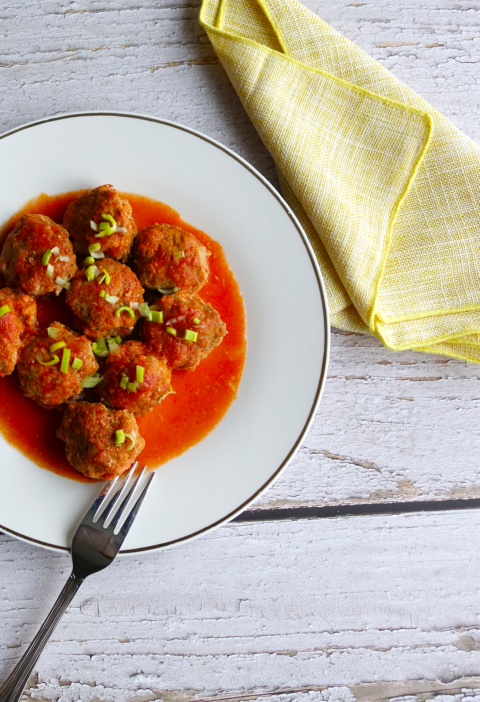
[2,1,480,700]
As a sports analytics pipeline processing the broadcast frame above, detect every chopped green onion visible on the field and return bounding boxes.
[158,287,179,295]
[42,250,53,266]
[37,354,59,366]
[46,264,54,279]
[102,214,117,227]
[58,255,70,262]
[105,295,119,304]
[107,338,119,353]
[63,282,70,290]
[150,310,163,323]
[90,220,98,232]
[193,318,200,325]
[72,357,83,371]
[99,268,111,285]
[115,429,125,446]
[173,250,185,260]
[0,305,11,318]
[81,374,103,388]
[138,302,151,318]
[47,327,60,339]
[51,246,60,257]
[184,329,198,342]
[115,306,135,318]
[92,339,109,357]
[49,341,66,353]
[89,243,101,253]
[130,301,139,310]
[97,274,106,285]
[84,256,95,266]
[60,347,71,374]
[86,265,95,282]
[136,365,144,384]
[55,276,67,287]
[120,375,129,390]
[124,432,136,450]
[127,382,137,393]
[167,384,176,395]
[166,327,177,336]
[92,265,101,278]
[99,290,106,298]
[115,336,122,344]
[116,226,127,233]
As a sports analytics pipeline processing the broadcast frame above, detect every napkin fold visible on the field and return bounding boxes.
[199,0,480,362]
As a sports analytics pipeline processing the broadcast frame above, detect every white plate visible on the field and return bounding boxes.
[0,112,329,554]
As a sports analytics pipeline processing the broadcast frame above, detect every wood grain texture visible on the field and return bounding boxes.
[2,0,480,699]
[3,511,480,702]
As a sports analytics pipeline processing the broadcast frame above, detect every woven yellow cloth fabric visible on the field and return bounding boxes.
[199,0,480,363]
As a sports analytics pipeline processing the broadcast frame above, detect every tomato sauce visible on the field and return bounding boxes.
[0,192,246,482]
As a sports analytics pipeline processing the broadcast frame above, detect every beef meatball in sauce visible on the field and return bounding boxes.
[66,258,144,339]
[0,214,77,297]
[0,288,38,377]
[133,223,210,293]
[141,291,227,371]
[63,184,137,261]
[96,340,171,416]
[17,321,98,410]
[57,402,145,480]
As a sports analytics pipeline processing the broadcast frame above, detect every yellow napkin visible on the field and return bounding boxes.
[199,0,480,363]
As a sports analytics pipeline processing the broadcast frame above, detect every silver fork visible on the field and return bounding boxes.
[0,462,155,702]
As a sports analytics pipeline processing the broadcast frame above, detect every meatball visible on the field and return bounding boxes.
[17,321,98,410]
[66,258,144,339]
[57,402,145,480]
[96,341,171,416]
[0,214,77,297]
[141,291,227,370]
[133,223,210,293]
[0,288,38,377]
[63,184,137,261]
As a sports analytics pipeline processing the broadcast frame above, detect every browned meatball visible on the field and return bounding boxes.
[0,214,77,297]
[17,322,98,410]
[96,341,171,416]
[57,402,145,480]
[0,288,38,377]
[66,258,144,339]
[63,184,137,261]
[133,223,210,293]
[141,291,227,370]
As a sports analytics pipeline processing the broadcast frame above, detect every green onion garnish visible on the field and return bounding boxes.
[51,246,60,256]
[84,256,95,266]
[120,375,129,390]
[49,341,66,353]
[107,339,119,353]
[105,295,119,304]
[115,429,125,446]
[42,250,53,266]
[115,336,122,344]
[166,327,177,336]
[60,347,71,374]
[97,274,106,285]
[127,382,137,393]
[193,318,200,325]
[90,220,98,232]
[0,305,11,318]
[150,311,163,323]
[89,243,101,253]
[138,302,151,318]
[124,432,136,450]
[99,290,106,298]
[47,327,60,339]
[46,264,54,279]
[37,354,60,366]
[99,268,111,285]
[92,339,109,357]
[81,374,103,388]
[184,330,198,342]
[158,287,179,294]
[102,214,116,227]
[72,357,83,371]
[86,265,95,282]
[136,365,144,384]
[114,305,135,318]
[173,250,185,260]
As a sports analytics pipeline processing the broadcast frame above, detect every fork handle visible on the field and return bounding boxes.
[0,572,83,702]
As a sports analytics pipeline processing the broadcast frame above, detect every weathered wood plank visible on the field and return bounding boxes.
[1,511,480,700]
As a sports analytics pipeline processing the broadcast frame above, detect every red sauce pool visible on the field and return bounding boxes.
[0,192,246,482]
